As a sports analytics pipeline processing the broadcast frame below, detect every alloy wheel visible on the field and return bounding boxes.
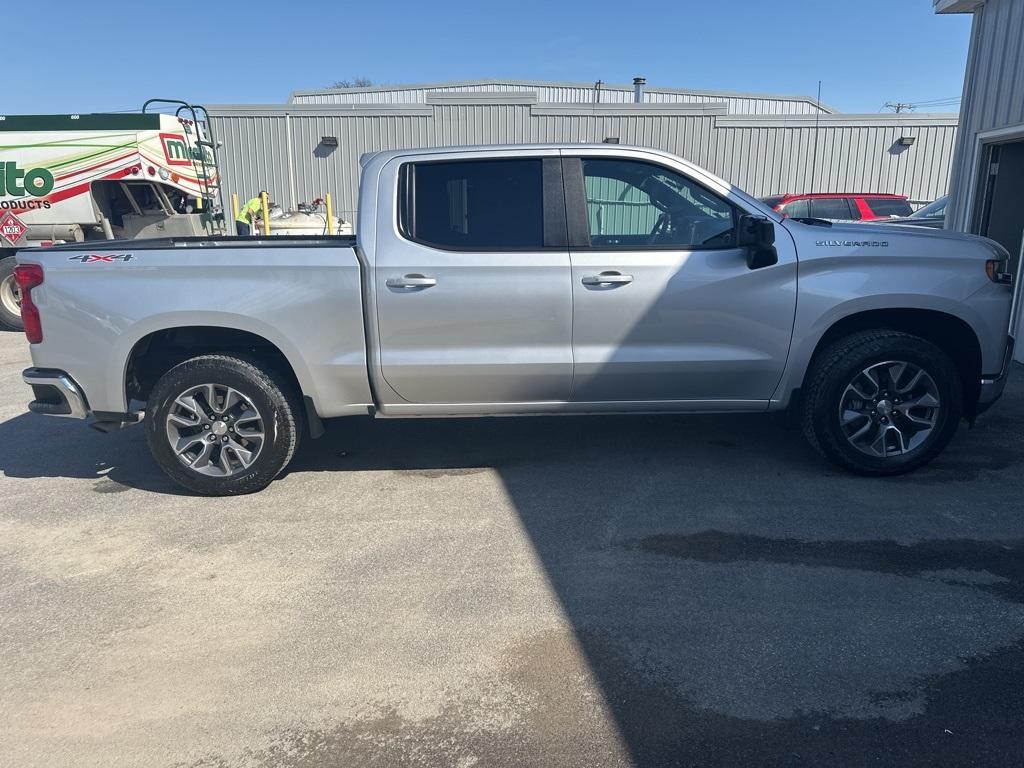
[165,383,266,477]
[839,360,941,458]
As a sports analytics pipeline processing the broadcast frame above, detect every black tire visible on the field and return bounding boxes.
[145,354,301,495]
[0,256,23,332]
[801,330,963,475]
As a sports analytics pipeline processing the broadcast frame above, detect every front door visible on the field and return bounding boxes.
[564,155,797,405]
[373,154,573,404]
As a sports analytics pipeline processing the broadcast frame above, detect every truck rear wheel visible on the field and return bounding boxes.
[0,256,23,332]
[145,355,301,495]
[800,330,963,475]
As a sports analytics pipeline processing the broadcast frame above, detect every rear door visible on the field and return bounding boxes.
[372,152,573,404]
[564,152,798,405]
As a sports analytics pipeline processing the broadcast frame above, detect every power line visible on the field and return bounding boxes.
[902,95,961,106]
[882,96,961,113]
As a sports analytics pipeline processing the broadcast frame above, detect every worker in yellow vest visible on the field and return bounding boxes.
[235,191,268,236]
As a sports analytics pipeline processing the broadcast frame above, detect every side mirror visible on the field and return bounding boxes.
[737,214,778,269]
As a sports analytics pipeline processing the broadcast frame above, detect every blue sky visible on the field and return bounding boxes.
[10,0,971,114]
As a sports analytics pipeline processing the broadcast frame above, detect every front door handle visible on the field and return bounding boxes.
[386,274,437,289]
[582,271,634,286]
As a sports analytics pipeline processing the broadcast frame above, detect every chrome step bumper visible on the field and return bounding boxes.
[23,368,89,419]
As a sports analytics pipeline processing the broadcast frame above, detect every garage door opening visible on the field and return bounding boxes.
[972,138,1024,276]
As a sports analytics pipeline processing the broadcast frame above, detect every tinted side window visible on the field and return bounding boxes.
[808,198,854,220]
[404,159,543,249]
[581,158,736,248]
[866,198,914,217]
[780,199,810,218]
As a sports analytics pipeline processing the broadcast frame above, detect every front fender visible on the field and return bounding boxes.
[773,273,1007,410]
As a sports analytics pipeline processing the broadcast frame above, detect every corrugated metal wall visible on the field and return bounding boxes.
[209,105,958,229]
[290,80,830,115]
[714,118,958,201]
[945,0,1024,231]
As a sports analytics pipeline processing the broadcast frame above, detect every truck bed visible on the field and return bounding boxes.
[18,237,373,420]
[26,234,359,251]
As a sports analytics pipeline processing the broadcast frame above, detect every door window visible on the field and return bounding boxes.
[808,198,854,220]
[780,199,810,218]
[866,198,913,217]
[580,158,736,248]
[400,158,544,250]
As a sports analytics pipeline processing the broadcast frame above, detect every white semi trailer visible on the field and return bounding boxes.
[0,103,222,330]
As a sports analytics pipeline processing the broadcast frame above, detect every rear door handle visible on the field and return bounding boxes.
[582,271,633,286]
[386,274,437,289]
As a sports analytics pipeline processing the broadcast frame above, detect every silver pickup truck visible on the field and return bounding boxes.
[14,144,1021,495]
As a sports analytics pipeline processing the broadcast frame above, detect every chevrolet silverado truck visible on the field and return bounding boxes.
[14,144,1022,495]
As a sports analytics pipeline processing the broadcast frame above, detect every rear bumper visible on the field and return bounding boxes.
[976,336,1015,415]
[23,368,89,419]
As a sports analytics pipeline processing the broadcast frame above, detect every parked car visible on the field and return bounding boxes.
[15,144,1020,495]
[875,195,948,229]
[760,193,914,222]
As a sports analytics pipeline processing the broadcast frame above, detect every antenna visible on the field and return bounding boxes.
[810,80,822,192]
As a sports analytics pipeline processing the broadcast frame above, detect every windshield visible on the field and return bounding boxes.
[912,195,948,218]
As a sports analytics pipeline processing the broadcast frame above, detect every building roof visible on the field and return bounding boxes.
[288,78,838,114]
[934,0,985,13]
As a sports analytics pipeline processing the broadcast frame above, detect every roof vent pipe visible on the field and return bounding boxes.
[633,77,646,104]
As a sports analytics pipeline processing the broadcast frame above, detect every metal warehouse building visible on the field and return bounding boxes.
[208,79,959,226]
[936,0,1024,359]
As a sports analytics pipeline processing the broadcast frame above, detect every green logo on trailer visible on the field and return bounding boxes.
[0,162,55,197]
[160,133,215,167]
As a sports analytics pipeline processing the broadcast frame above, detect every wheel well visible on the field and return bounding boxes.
[806,309,983,415]
[125,327,304,406]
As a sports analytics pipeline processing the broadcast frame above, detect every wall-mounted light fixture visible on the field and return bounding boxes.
[320,136,339,147]
[898,136,916,147]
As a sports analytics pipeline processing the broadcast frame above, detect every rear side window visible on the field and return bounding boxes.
[866,198,913,217]
[808,198,854,220]
[401,159,543,250]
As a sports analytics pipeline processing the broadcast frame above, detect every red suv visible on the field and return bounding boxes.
[760,193,913,222]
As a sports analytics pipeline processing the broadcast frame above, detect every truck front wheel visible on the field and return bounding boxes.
[0,257,24,332]
[801,330,963,475]
[145,355,301,495]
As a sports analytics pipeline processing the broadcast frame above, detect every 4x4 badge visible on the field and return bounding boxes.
[68,254,135,263]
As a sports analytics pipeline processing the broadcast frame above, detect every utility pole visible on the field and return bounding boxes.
[884,102,914,113]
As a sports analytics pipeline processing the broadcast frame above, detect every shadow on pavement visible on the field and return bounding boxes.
[3,372,1024,765]
[0,411,179,494]
[290,389,1024,765]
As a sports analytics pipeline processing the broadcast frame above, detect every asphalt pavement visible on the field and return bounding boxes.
[2,328,1023,768]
